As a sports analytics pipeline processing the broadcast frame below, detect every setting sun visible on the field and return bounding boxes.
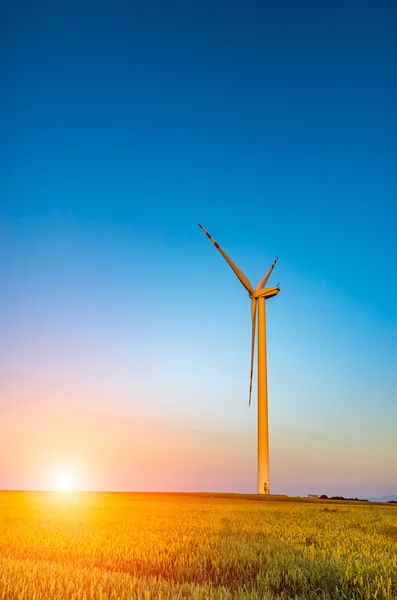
[56,472,77,493]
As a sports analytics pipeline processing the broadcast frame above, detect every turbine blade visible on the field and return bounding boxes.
[249,298,257,406]
[198,224,253,293]
[256,257,278,290]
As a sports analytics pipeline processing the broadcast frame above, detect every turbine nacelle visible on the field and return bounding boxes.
[250,287,280,300]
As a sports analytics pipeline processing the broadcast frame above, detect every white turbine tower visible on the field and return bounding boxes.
[198,224,279,494]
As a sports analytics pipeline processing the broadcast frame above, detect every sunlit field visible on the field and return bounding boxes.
[0,492,396,599]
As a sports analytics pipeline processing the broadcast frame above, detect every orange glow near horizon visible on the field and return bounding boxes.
[1,377,396,498]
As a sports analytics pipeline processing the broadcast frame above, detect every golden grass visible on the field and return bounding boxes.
[0,491,396,599]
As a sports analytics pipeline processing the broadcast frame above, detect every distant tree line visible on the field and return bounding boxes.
[319,495,369,502]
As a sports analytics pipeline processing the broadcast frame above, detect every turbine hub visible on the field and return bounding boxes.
[249,287,280,300]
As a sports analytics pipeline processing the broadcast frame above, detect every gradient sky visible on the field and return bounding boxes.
[1,0,396,498]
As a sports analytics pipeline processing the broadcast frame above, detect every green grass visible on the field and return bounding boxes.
[0,491,396,599]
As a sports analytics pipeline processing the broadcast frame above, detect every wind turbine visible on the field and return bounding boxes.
[198,224,279,495]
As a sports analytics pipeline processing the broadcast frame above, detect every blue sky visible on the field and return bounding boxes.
[1,0,396,497]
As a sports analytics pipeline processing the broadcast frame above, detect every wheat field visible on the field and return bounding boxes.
[0,491,396,599]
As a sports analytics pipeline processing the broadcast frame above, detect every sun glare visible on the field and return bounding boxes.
[56,472,77,493]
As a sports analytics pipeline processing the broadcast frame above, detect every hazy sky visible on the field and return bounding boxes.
[1,0,396,498]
